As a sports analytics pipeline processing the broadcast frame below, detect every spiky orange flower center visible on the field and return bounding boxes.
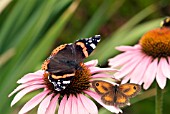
[139,27,170,58]
[43,63,91,96]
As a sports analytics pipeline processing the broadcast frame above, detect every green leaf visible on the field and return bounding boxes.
[0,0,81,113]
[87,4,159,64]
[79,0,125,37]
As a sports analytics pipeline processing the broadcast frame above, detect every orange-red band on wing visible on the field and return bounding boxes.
[76,42,88,57]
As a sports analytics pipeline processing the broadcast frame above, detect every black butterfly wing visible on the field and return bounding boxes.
[75,35,101,56]
[47,35,101,75]
[47,44,85,75]
[48,74,74,91]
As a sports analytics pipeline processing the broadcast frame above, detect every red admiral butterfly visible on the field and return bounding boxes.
[42,35,101,91]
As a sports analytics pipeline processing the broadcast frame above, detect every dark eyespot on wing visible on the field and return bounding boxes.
[119,83,141,98]
[92,80,113,95]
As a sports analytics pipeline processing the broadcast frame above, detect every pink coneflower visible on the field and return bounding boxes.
[9,60,122,114]
[109,17,170,90]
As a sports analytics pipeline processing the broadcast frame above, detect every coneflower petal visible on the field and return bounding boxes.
[46,94,59,114]
[18,90,50,114]
[37,93,54,114]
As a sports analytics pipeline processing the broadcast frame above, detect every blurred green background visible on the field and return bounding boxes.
[0,0,170,114]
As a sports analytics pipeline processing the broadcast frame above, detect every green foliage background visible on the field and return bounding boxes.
[0,0,170,114]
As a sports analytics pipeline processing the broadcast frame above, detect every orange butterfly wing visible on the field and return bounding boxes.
[99,85,129,107]
[92,80,113,95]
[92,80,129,107]
[101,91,114,105]
[118,83,141,98]
[114,92,129,107]
[92,81,141,107]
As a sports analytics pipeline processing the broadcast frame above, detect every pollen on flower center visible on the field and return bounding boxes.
[43,63,91,96]
[139,27,170,58]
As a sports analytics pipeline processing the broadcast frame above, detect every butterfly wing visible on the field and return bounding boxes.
[94,82,129,107]
[101,85,129,107]
[47,44,84,74]
[46,35,101,75]
[101,91,115,105]
[48,74,74,91]
[92,80,131,107]
[75,35,101,57]
[118,83,141,98]
[92,80,113,95]
[92,80,115,105]
[114,91,129,107]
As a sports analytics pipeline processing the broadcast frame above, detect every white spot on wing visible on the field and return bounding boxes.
[57,82,61,84]
[95,35,100,37]
[62,86,66,89]
[97,39,101,42]
[88,39,92,43]
[56,88,61,91]
[90,43,96,49]
[63,80,70,84]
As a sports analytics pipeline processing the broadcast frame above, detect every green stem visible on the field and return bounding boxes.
[156,83,163,114]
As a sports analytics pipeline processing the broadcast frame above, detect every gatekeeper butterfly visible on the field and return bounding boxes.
[92,80,141,107]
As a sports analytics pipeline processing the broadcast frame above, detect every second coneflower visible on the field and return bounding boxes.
[9,35,122,114]
[109,17,170,90]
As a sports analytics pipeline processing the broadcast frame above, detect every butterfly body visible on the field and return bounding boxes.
[160,17,170,27]
[92,80,141,107]
[42,35,101,91]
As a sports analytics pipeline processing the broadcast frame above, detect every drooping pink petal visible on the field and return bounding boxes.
[58,95,67,114]
[18,90,50,114]
[168,57,170,65]
[108,52,135,67]
[143,59,158,89]
[17,71,44,83]
[46,94,60,114]
[91,73,113,78]
[85,59,98,67]
[79,94,98,114]
[11,85,45,107]
[89,67,118,74]
[108,51,135,63]
[115,45,141,51]
[34,70,45,74]
[71,95,78,114]
[121,73,132,84]
[130,56,152,83]
[98,79,118,85]
[134,44,142,49]
[138,78,144,85]
[77,95,89,114]
[115,52,145,79]
[85,90,122,113]
[156,61,167,89]
[37,93,54,114]
[9,80,44,97]
[64,95,72,114]
[160,58,170,79]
